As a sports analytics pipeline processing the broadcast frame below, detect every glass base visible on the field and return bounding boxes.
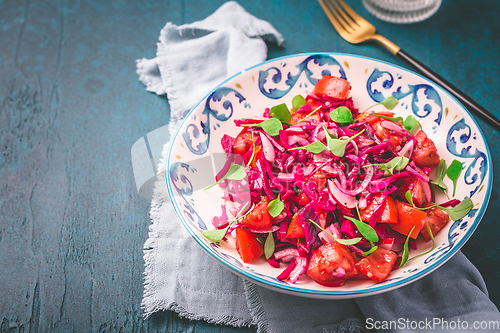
[362,0,442,24]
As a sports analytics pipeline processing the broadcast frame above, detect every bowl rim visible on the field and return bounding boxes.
[166,52,492,297]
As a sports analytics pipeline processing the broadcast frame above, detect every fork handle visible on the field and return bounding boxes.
[396,49,500,130]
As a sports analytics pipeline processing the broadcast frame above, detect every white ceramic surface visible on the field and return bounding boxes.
[166,53,491,299]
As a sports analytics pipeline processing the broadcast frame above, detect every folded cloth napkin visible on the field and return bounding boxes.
[137,2,500,332]
[136,1,284,137]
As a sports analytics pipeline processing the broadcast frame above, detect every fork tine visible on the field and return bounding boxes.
[317,0,351,35]
[329,0,358,28]
[335,0,369,25]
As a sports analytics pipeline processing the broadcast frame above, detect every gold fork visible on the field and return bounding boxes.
[318,0,500,130]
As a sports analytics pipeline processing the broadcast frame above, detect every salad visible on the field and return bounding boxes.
[204,75,473,286]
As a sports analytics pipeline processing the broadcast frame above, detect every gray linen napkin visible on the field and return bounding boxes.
[137,2,500,332]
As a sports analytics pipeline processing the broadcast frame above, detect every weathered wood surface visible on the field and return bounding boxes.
[0,0,499,332]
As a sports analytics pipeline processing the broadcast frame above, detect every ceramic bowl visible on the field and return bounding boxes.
[166,53,491,298]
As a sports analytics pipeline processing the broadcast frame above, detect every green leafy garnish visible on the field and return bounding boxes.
[202,202,250,241]
[241,118,283,136]
[205,164,247,190]
[405,190,416,208]
[344,216,379,243]
[308,219,362,245]
[374,114,404,123]
[374,114,420,131]
[288,141,327,154]
[403,115,420,131]
[267,193,285,218]
[441,197,474,221]
[405,190,473,221]
[364,96,399,113]
[270,103,292,123]
[430,159,448,195]
[369,154,409,175]
[446,159,463,197]
[327,129,365,157]
[399,225,416,267]
[292,95,307,112]
[407,221,435,263]
[264,232,275,259]
[362,242,378,256]
[381,96,399,109]
[329,106,354,124]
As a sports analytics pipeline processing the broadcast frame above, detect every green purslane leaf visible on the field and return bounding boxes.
[399,225,416,267]
[328,129,365,157]
[374,114,404,123]
[308,219,362,245]
[380,96,399,110]
[373,114,420,132]
[270,103,292,123]
[289,141,327,154]
[204,164,247,190]
[362,243,378,256]
[367,154,409,175]
[407,221,436,263]
[405,190,415,207]
[264,232,275,259]
[344,216,379,243]
[446,159,463,197]
[362,96,399,114]
[430,159,448,194]
[267,194,285,218]
[405,190,473,222]
[241,118,283,136]
[329,106,354,124]
[292,95,307,112]
[441,197,474,221]
[403,115,420,131]
[201,228,229,242]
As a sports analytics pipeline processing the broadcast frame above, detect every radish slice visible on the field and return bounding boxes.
[328,179,358,209]
[421,181,432,203]
[398,139,414,158]
[260,132,275,162]
[381,120,406,136]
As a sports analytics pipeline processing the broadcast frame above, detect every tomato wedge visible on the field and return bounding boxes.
[286,212,306,239]
[379,196,398,224]
[359,194,398,224]
[241,197,273,231]
[235,227,264,263]
[312,76,351,100]
[391,201,427,239]
[413,130,440,167]
[396,176,426,207]
[307,242,359,286]
[355,247,398,282]
[421,206,450,241]
[233,128,254,156]
[357,111,395,126]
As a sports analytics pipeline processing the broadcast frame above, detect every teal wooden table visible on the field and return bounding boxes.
[1,0,498,331]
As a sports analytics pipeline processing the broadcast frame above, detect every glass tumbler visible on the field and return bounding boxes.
[362,0,442,24]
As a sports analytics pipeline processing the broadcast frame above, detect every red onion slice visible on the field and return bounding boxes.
[381,120,406,136]
[288,257,308,284]
[274,247,300,260]
[328,179,358,209]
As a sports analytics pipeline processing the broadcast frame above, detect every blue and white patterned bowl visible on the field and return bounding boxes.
[166,53,491,298]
